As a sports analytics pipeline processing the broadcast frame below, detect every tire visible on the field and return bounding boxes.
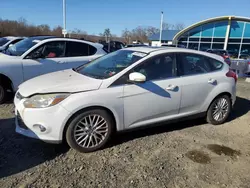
[66,109,114,153]
[206,95,232,125]
[0,83,7,104]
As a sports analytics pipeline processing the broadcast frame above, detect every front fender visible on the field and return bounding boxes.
[0,62,23,91]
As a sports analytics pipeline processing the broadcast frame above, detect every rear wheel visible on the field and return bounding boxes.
[0,83,7,104]
[66,109,114,153]
[206,95,232,125]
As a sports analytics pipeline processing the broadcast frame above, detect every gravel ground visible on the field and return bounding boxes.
[0,79,250,188]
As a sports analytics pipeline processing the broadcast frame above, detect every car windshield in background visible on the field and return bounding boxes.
[6,37,39,56]
[0,38,9,46]
[77,50,147,79]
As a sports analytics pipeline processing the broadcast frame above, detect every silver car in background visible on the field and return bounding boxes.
[14,47,237,152]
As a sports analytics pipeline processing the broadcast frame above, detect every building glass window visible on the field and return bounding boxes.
[189,27,202,37]
[178,42,187,48]
[227,44,240,58]
[243,23,250,38]
[212,43,224,49]
[200,43,211,51]
[201,38,212,42]
[240,44,250,55]
[188,43,199,50]
[176,19,250,58]
[230,21,244,38]
[201,23,214,37]
[214,21,228,37]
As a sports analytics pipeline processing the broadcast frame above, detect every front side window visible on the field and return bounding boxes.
[133,53,175,81]
[177,53,213,76]
[28,41,66,58]
[76,50,147,79]
[66,41,97,57]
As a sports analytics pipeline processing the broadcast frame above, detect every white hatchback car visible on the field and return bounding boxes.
[0,36,106,103]
[14,47,237,152]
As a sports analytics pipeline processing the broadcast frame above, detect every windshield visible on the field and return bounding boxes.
[77,50,147,79]
[6,38,38,56]
[0,38,9,46]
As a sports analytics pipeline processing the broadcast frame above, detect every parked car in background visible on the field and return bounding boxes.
[14,47,236,152]
[126,44,148,47]
[206,49,231,65]
[238,54,250,76]
[0,36,24,52]
[99,40,125,53]
[0,36,106,103]
[239,53,250,60]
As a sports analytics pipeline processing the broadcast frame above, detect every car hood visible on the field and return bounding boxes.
[18,69,103,97]
[0,52,20,60]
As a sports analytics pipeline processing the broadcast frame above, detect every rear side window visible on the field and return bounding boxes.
[207,57,223,71]
[66,41,97,57]
[177,53,213,76]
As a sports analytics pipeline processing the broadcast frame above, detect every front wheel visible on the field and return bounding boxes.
[0,83,7,104]
[66,109,114,153]
[206,95,232,125]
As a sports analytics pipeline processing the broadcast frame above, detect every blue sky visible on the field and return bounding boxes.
[0,0,250,36]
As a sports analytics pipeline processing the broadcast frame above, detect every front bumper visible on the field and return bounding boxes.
[14,96,72,143]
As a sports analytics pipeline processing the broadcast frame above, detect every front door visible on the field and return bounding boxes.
[123,53,182,129]
[22,41,68,81]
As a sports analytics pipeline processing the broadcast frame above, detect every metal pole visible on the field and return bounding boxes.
[63,0,66,37]
[159,11,164,46]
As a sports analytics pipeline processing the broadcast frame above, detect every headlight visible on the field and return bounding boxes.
[23,93,70,108]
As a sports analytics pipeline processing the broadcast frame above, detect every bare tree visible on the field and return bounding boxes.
[174,23,185,30]
[122,28,132,44]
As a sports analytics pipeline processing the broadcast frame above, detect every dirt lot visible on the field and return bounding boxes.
[0,79,249,188]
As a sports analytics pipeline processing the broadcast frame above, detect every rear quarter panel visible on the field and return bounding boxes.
[200,69,236,112]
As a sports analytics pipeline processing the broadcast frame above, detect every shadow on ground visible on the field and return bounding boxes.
[0,96,249,179]
[0,118,69,179]
[109,96,250,148]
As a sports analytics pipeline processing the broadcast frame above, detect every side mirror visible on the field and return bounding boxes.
[128,72,146,83]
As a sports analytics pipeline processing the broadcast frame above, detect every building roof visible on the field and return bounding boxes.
[149,30,180,41]
[173,15,250,41]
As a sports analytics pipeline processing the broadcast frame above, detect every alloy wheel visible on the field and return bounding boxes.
[73,114,108,148]
[212,98,229,122]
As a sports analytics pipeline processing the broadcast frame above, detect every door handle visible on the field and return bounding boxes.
[166,84,177,91]
[208,78,216,84]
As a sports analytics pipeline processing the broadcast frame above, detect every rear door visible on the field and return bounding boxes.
[176,52,224,114]
[63,41,100,68]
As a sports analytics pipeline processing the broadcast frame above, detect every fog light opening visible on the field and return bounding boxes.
[33,124,46,132]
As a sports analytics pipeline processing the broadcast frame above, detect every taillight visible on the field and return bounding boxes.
[248,61,250,65]
[226,70,237,83]
[223,55,229,59]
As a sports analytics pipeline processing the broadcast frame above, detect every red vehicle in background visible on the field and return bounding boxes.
[206,49,231,66]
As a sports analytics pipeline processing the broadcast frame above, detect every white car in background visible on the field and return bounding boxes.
[14,47,237,153]
[0,36,107,103]
[0,36,24,52]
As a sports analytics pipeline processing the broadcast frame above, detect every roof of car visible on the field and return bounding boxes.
[39,37,103,48]
[2,36,25,40]
[122,46,225,61]
[123,46,176,53]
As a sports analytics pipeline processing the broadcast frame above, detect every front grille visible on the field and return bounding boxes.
[17,112,28,130]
